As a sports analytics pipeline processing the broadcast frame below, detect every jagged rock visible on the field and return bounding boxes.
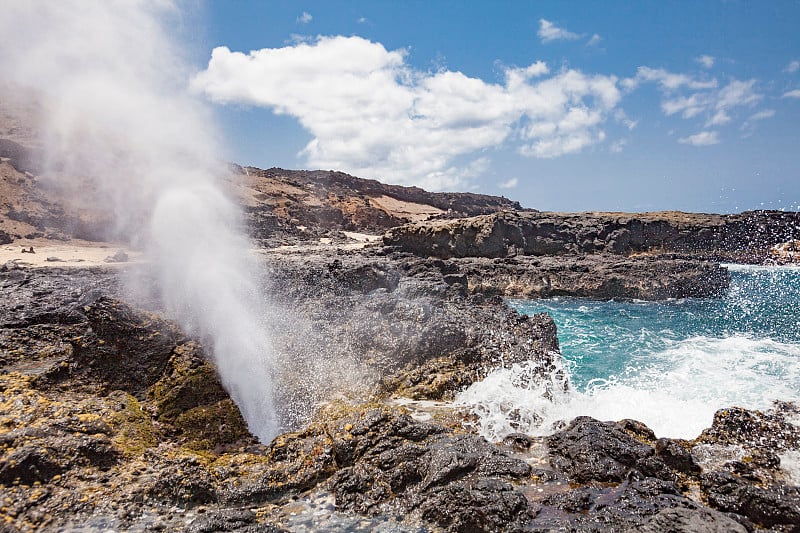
[636,504,749,533]
[239,167,520,244]
[2,249,799,532]
[455,254,730,300]
[655,438,701,475]
[702,471,800,529]
[384,209,800,262]
[547,417,671,483]
[326,408,534,532]
[70,296,185,394]
[696,404,800,452]
[184,509,288,533]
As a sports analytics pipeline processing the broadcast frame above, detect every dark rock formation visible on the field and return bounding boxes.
[384,209,800,263]
[547,416,670,483]
[455,254,730,300]
[2,258,800,532]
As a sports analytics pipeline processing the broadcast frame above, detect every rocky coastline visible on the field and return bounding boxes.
[2,154,800,530]
[0,241,798,532]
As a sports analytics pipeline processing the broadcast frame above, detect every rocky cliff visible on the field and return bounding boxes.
[384,209,800,263]
[233,166,521,246]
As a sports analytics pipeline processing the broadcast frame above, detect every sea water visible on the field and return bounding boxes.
[456,264,800,441]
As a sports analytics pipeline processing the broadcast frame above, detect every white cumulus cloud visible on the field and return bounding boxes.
[193,36,622,190]
[696,55,715,69]
[785,60,800,73]
[678,130,720,146]
[498,177,518,189]
[538,19,581,43]
[783,89,800,98]
[624,66,718,92]
[297,11,312,24]
[633,67,761,131]
[587,34,602,47]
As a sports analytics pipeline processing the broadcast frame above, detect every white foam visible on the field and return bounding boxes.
[723,263,800,273]
[456,335,800,441]
[780,450,800,486]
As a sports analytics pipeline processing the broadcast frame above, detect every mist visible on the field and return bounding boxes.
[0,1,278,440]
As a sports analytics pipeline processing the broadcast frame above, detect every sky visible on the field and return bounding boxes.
[186,0,800,213]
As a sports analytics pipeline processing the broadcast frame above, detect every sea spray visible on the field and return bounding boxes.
[0,2,278,439]
[457,265,800,441]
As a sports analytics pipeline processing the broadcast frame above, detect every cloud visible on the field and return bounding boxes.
[357,16,367,23]
[748,109,775,121]
[705,110,730,127]
[297,11,312,24]
[634,68,761,130]
[624,66,717,92]
[678,130,720,146]
[610,139,627,153]
[785,60,800,73]
[613,109,637,130]
[696,55,715,69]
[498,177,518,189]
[587,34,602,47]
[538,19,581,43]
[740,108,776,137]
[783,89,800,98]
[193,36,622,189]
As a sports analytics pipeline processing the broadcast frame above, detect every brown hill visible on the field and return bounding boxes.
[230,166,522,245]
[0,136,522,245]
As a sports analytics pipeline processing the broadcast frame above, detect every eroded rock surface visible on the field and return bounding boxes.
[1,250,799,532]
[455,254,730,300]
[385,209,800,263]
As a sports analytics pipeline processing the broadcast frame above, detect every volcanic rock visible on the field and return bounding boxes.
[455,254,730,300]
[384,209,800,263]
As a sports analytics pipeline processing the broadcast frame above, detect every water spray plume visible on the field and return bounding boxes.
[0,1,278,440]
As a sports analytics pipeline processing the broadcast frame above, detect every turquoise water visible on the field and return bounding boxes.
[509,264,800,390]
[457,265,800,440]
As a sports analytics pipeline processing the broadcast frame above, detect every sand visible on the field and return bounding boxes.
[0,238,140,268]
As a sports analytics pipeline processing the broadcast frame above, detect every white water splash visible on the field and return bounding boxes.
[457,334,800,441]
[0,2,278,439]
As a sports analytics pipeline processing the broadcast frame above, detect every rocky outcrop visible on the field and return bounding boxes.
[0,251,561,530]
[2,256,800,532]
[234,166,521,245]
[384,209,800,262]
[455,254,730,300]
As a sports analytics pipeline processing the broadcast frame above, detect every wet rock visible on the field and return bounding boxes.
[636,503,749,533]
[696,405,800,452]
[547,417,668,483]
[184,509,288,533]
[455,254,730,300]
[326,408,533,532]
[419,478,530,532]
[702,470,800,529]
[70,296,184,394]
[655,438,701,475]
[502,433,533,450]
[530,475,685,531]
[141,455,217,505]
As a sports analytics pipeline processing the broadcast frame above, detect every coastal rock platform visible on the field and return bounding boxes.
[2,251,799,532]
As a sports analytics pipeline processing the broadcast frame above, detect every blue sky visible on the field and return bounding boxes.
[189,1,800,213]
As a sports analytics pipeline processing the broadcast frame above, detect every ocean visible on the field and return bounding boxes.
[456,264,800,441]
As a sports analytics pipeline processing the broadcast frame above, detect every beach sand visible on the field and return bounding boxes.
[0,238,140,268]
